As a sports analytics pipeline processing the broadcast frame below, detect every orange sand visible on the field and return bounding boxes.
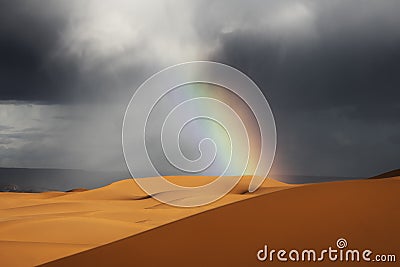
[0,176,293,266]
[43,176,400,267]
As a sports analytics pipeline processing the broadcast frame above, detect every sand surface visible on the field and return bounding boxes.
[41,177,400,267]
[0,176,293,266]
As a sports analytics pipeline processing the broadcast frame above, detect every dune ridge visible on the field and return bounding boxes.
[369,169,400,179]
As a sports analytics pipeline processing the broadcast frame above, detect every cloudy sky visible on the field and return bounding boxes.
[0,0,399,178]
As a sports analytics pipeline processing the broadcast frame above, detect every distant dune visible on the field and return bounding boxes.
[369,169,400,179]
[66,188,88,192]
[42,176,400,267]
[0,176,294,267]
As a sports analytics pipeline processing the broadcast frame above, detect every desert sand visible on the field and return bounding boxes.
[40,176,400,267]
[0,176,293,266]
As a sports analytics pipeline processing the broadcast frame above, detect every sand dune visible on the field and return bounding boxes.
[42,177,400,267]
[370,169,400,179]
[0,176,293,267]
[2,175,398,266]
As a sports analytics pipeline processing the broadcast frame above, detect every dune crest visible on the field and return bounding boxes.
[369,169,400,179]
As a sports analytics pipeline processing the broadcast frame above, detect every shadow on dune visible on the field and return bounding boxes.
[41,177,400,267]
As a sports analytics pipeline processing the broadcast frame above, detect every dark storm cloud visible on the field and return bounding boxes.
[0,1,203,172]
[211,2,400,117]
[207,0,400,176]
[0,0,398,178]
[215,30,400,122]
[0,1,73,103]
[0,1,148,104]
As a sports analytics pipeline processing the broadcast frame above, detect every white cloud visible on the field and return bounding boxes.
[56,0,213,71]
